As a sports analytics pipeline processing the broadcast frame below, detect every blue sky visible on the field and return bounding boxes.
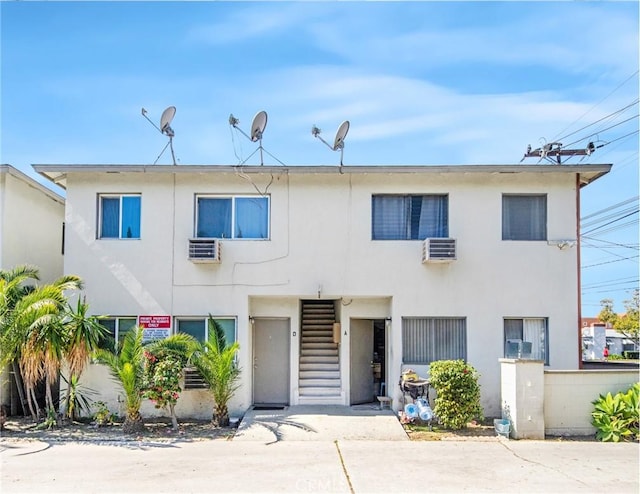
[1,1,638,315]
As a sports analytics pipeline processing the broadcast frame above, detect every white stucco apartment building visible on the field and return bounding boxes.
[1,164,65,413]
[0,165,64,283]
[34,163,610,419]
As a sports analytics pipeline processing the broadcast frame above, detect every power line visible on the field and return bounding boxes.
[552,70,639,141]
[581,205,638,228]
[555,99,639,143]
[582,255,639,268]
[581,196,639,221]
[581,209,638,236]
[563,114,638,148]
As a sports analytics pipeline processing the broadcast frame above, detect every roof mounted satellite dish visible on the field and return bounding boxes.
[141,105,178,165]
[250,111,268,142]
[160,106,176,137]
[229,110,270,165]
[312,120,350,165]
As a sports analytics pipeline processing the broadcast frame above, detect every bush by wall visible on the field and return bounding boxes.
[429,360,484,430]
[591,383,639,442]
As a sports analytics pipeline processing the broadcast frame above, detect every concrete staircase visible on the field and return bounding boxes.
[298,300,342,405]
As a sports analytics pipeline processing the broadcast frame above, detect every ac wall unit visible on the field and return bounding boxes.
[188,238,221,263]
[422,238,456,263]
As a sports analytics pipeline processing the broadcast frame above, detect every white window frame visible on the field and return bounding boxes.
[100,317,138,351]
[97,193,142,239]
[371,194,449,241]
[175,316,237,345]
[402,317,467,365]
[195,194,270,240]
[503,317,549,364]
[502,194,547,241]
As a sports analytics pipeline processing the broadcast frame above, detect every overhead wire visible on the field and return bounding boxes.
[551,69,639,142]
[554,99,639,143]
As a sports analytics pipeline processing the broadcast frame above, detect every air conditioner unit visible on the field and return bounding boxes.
[505,339,533,359]
[422,238,456,263]
[188,238,221,263]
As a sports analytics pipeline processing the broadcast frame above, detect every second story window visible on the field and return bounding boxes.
[98,194,141,239]
[502,194,547,241]
[196,195,269,239]
[372,194,448,240]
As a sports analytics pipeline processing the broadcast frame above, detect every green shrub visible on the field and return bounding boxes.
[93,401,115,427]
[429,360,483,430]
[623,351,639,360]
[591,383,639,442]
[607,354,624,361]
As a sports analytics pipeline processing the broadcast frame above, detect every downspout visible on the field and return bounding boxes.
[576,174,583,369]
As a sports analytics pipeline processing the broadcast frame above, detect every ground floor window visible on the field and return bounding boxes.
[504,317,548,364]
[402,317,467,365]
[99,317,137,351]
[176,317,236,346]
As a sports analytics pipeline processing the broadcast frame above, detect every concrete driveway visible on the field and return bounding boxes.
[234,404,409,442]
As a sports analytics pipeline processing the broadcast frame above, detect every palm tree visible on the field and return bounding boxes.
[0,266,43,419]
[191,316,241,427]
[16,276,83,416]
[94,326,146,434]
[0,266,85,421]
[1,267,68,419]
[61,297,107,420]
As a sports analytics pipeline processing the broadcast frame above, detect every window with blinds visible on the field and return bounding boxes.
[502,194,547,241]
[402,317,467,364]
[372,194,448,240]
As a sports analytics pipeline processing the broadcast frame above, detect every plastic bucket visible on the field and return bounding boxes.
[494,418,510,438]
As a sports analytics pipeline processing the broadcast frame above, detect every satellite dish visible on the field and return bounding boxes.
[228,109,275,165]
[333,120,350,151]
[312,119,351,165]
[141,105,178,165]
[250,111,268,142]
[160,106,176,136]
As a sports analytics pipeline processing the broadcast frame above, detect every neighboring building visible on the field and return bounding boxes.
[34,163,610,419]
[0,165,64,282]
[0,164,65,414]
[581,318,637,359]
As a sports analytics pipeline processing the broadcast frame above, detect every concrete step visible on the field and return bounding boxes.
[299,370,340,380]
[301,336,334,344]
[297,395,344,405]
[298,386,343,396]
[299,378,341,388]
[299,362,339,371]
[301,342,337,350]
[300,348,339,357]
[301,329,333,338]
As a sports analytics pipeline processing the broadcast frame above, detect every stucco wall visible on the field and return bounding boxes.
[544,369,639,436]
[0,167,64,283]
[60,168,582,418]
[75,363,217,421]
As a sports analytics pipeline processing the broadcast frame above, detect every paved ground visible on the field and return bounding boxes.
[235,404,409,442]
[1,436,638,493]
[1,406,638,493]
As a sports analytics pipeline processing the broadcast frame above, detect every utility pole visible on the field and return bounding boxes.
[520,141,599,164]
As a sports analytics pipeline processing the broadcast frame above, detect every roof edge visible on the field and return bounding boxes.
[1,164,65,204]
[32,163,612,189]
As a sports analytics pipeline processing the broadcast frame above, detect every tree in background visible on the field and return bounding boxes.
[598,289,639,347]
